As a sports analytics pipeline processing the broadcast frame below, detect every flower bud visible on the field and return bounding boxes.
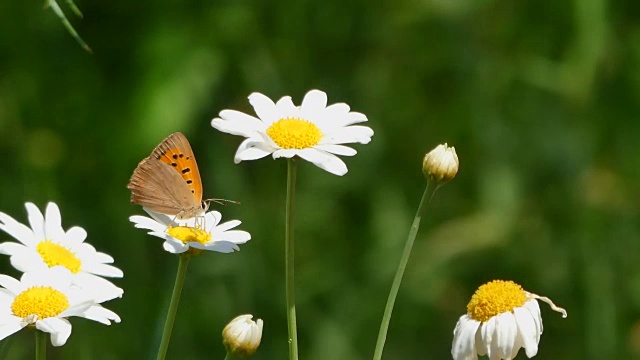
[222,314,263,357]
[423,143,459,183]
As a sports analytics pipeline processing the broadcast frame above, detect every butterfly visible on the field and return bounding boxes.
[127,132,209,220]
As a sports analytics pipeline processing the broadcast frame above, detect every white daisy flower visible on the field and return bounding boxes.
[0,202,124,303]
[211,89,374,176]
[451,280,567,360]
[0,266,120,346]
[129,208,251,254]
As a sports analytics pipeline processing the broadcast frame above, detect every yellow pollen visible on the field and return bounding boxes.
[467,280,527,322]
[11,286,69,319]
[36,240,82,274]
[266,118,323,149]
[167,226,211,245]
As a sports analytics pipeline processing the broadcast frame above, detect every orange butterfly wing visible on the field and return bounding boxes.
[149,132,204,204]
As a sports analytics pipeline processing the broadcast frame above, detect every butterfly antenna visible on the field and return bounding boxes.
[205,198,241,206]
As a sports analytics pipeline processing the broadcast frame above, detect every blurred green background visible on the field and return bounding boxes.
[1,0,639,358]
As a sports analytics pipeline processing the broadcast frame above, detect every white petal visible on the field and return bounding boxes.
[203,211,222,227]
[297,148,348,176]
[272,149,299,159]
[148,231,169,239]
[495,312,517,358]
[213,109,266,135]
[144,209,177,226]
[213,220,241,233]
[37,317,72,347]
[480,317,497,359]
[319,104,368,132]
[23,266,72,288]
[475,325,487,356]
[72,273,123,303]
[321,125,374,145]
[0,316,26,341]
[340,111,368,126]
[314,144,357,156]
[44,202,65,241]
[59,299,95,318]
[81,304,121,325]
[510,332,523,359]
[452,315,480,360]
[81,263,123,278]
[0,213,36,246]
[248,92,278,124]
[163,240,188,254]
[0,289,14,301]
[25,203,45,240]
[200,241,240,253]
[64,227,87,247]
[0,275,23,295]
[0,242,29,257]
[88,251,115,265]
[300,90,327,122]
[234,138,276,163]
[10,252,47,273]
[524,300,543,339]
[323,103,350,121]
[514,306,539,358]
[129,216,165,233]
[73,242,95,260]
[214,230,251,244]
[235,136,271,153]
[275,96,297,117]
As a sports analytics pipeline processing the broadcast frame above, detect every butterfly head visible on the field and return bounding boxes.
[201,200,211,213]
[176,202,209,220]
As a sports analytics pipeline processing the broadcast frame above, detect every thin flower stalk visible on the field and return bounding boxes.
[285,159,299,360]
[156,255,190,360]
[372,182,438,360]
[35,330,46,360]
[374,143,458,359]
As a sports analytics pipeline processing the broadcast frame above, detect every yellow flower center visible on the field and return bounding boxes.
[467,280,527,322]
[167,226,211,245]
[11,286,70,319]
[266,118,323,149]
[36,240,82,274]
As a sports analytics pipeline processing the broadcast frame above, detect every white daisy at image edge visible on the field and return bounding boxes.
[211,89,374,176]
[0,266,120,346]
[0,202,124,303]
[129,208,251,254]
[452,280,567,360]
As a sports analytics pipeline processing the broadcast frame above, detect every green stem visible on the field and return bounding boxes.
[223,352,234,360]
[372,182,439,360]
[35,330,46,360]
[285,159,299,360]
[156,255,191,360]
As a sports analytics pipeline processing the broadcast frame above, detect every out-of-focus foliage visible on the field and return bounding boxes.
[1,0,639,358]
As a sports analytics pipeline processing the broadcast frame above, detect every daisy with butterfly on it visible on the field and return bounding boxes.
[127,132,251,360]
[128,132,251,254]
[211,89,374,360]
